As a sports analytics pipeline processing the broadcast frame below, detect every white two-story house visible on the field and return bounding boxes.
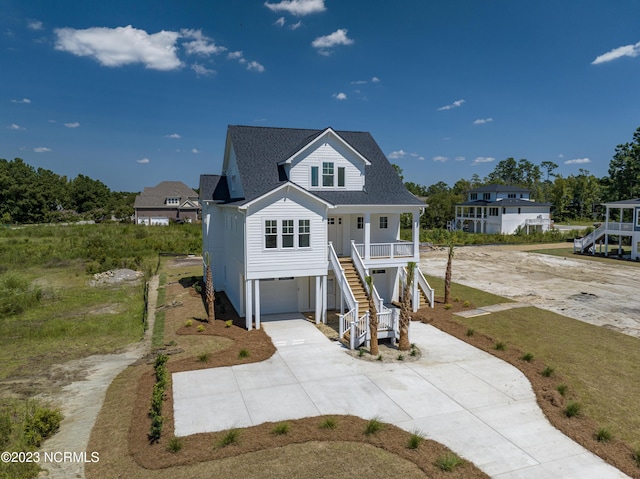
[200,125,433,342]
[452,184,551,234]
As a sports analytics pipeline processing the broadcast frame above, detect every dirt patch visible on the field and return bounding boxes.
[421,243,640,338]
[414,299,640,478]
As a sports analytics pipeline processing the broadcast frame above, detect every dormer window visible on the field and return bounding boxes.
[470,193,477,200]
[483,193,491,200]
[166,197,179,205]
[508,193,516,199]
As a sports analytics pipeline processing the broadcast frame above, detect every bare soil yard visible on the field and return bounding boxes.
[421,243,640,338]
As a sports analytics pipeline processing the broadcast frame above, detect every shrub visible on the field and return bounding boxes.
[23,406,63,447]
[397,354,404,361]
[271,422,290,435]
[319,417,337,430]
[444,303,452,310]
[556,384,568,396]
[197,353,210,363]
[466,328,474,337]
[218,429,239,447]
[595,428,612,442]
[358,348,365,357]
[453,296,460,302]
[633,449,640,467]
[197,325,205,332]
[494,341,506,351]
[167,436,182,453]
[377,355,382,361]
[463,300,470,307]
[435,452,464,471]
[541,366,554,377]
[564,401,582,418]
[238,349,250,359]
[225,319,233,328]
[410,349,417,357]
[185,319,193,327]
[521,352,534,362]
[0,272,42,318]
[364,417,384,436]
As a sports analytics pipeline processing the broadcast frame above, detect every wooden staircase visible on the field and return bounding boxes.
[338,257,369,307]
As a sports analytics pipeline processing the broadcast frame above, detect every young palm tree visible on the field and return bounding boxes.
[444,239,455,305]
[204,252,215,322]
[365,275,379,356]
[398,261,416,351]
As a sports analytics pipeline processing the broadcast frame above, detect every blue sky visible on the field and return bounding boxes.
[2,0,640,192]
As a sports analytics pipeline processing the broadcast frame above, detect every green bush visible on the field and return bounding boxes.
[494,341,506,351]
[435,452,464,471]
[0,272,42,318]
[407,430,424,449]
[319,417,337,430]
[364,417,384,436]
[167,436,183,453]
[521,352,534,362]
[564,401,582,418]
[23,407,63,447]
[595,427,612,442]
[541,365,554,377]
[271,422,290,435]
[218,429,239,447]
[556,384,568,396]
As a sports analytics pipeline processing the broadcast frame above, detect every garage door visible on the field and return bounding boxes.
[260,278,298,314]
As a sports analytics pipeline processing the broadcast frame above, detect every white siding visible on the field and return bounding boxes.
[289,138,365,191]
[245,187,328,279]
[500,206,550,234]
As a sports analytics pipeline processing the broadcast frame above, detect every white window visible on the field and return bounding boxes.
[338,167,345,187]
[470,193,477,200]
[379,216,388,229]
[265,220,277,249]
[508,193,516,199]
[483,193,491,200]
[357,217,364,229]
[311,166,319,187]
[166,197,179,205]
[282,220,294,248]
[298,220,310,248]
[322,162,334,187]
[489,207,499,216]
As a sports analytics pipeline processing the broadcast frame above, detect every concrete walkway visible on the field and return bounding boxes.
[172,317,628,479]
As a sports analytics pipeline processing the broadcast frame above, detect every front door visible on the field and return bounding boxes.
[328,216,343,255]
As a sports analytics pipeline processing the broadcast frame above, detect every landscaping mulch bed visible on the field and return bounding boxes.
[414,298,640,479]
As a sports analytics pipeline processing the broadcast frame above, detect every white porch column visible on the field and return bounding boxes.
[321,275,327,324]
[315,275,322,324]
[364,212,371,260]
[412,211,419,260]
[245,279,253,331]
[412,266,419,313]
[254,279,261,330]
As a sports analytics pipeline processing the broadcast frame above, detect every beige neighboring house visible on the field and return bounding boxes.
[134,181,200,225]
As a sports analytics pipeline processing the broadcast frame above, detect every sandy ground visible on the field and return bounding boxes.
[420,243,640,338]
[38,275,159,479]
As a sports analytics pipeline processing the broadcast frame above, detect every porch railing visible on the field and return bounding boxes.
[354,241,415,260]
[573,224,606,253]
[605,222,634,232]
[350,312,369,350]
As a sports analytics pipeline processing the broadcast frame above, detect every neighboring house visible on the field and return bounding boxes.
[574,198,640,260]
[200,125,434,345]
[134,181,200,225]
[451,184,551,234]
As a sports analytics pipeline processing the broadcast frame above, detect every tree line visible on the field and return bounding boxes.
[0,158,136,224]
[399,126,640,229]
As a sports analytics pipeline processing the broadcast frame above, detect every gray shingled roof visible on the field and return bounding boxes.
[134,181,198,208]
[199,175,230,202]
[468,184,532,194]
[204,125,423,207]
[602,198,640,206]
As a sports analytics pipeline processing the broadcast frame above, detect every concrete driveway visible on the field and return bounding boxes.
[172,317,628,479]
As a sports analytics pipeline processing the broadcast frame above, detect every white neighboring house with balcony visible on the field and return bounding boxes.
[451,184,552,235]
[574,198,640,260]
[200,125,433,348]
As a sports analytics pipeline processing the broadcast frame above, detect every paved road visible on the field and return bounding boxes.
[173,317,628,479]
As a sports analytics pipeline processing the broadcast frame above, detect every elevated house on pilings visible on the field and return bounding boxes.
[199,125,434,349]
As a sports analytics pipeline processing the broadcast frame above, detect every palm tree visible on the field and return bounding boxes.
[204,252,215,322]
[398,261,416,351]
[365,275,379,356]
[444,239,455,305]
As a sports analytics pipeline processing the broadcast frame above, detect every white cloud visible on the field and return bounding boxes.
[246,61,265,72]
[332,92,347,100]
[165,133,181,139]
[350,80,367,85]
[192,148,199,154]
[388,150,407,159]
[28,20,43,31]
[34,147,51,153]
[12,98,31,104]
[592,41,640,65]
[455,156,466,162]
[181,28,226,56]
[312,28,354,54]
[137,158,150,164]
[432,155,448,163]
[564,158,591,165]
[290,21,303,30]
[558,154,564,158]
[473,118,493,125]
[264,0,326,16]
[274,17,286,27]
[227,51,244,60]
[437,99,465,111]
[192,63,216,76]
[54,25,182,70]
[7,124,25,130]
[472,156,496,165]
[64,122,80,128]
[371,76,380,83]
